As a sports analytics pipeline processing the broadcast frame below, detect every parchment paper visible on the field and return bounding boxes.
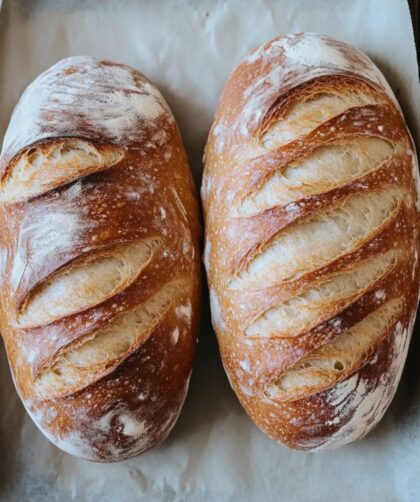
[0,1,419,501]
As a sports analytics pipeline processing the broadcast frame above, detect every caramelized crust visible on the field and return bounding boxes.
[203,33,419,450]
[0,57,201,461]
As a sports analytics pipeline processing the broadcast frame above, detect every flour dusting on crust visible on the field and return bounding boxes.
[1,56,172,166]
[0,55,199,462]
[203,32,420,453]
[305,317,413,451]
[11,210,93,290]
[239,33,398,137]
[209,288,226,332]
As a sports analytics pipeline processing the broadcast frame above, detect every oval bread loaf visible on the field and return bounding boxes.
[202,33,420,450]
[0,57,201,461]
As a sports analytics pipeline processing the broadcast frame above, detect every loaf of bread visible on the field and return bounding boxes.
[202,33,420,450]
[0,57,200,461]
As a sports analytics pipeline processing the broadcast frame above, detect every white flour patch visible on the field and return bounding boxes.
[239,383,254,397]
[171,327,180,345]
[163,148,172,161]
[176,300,192,323]
[182,239,191,255]
[375,289,386,301]
[95,410,114,433]
[284,35,349,69]
[284,202,301,217]
[330,317,343,330]
[25,348,38,364]
[212,120,227,153]
[125,191,140,201]
[203,240,211,272]
[239,360,250,372]
[119,414,148,438]
[412,248,419,281]
[200,174,213,203]
[209,288,226,332]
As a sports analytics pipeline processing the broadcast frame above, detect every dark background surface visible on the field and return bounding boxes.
[409,0,419,68]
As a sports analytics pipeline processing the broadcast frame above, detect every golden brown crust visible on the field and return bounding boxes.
[203,33,420,450]
[0,57,201,461]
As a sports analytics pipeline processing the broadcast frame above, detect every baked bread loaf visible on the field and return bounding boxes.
[0,57,200,461]
[202,33,420,450]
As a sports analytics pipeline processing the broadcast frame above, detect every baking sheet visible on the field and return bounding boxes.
[0,0,419,500]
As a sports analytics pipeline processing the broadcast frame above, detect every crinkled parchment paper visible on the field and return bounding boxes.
[0,0,419,500]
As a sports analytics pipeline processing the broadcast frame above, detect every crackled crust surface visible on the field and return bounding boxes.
[202,33,420,451]
[0,57,201,461]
